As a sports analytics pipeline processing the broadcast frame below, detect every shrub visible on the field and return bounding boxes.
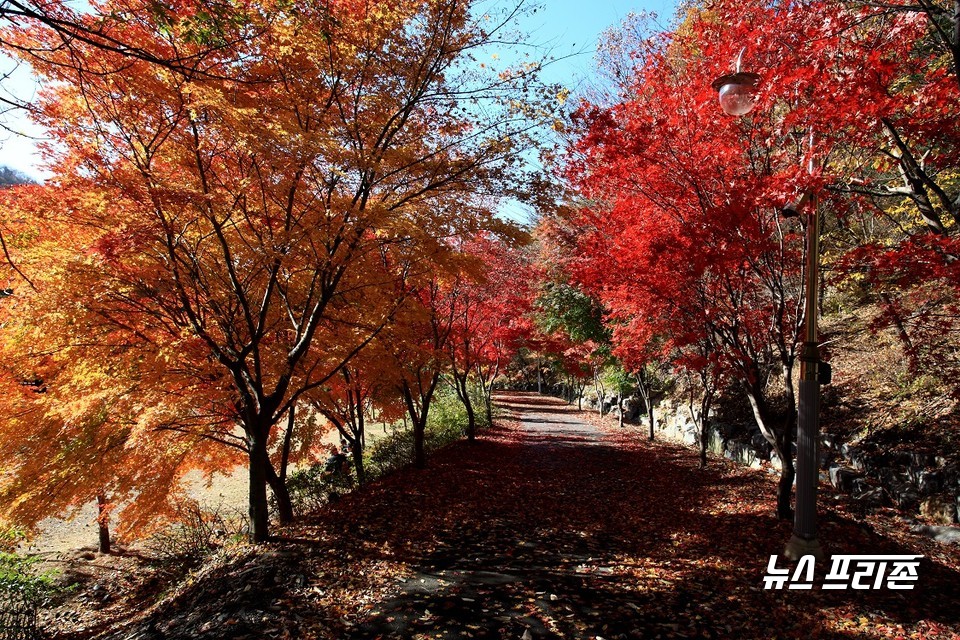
[0,528,55,640]
[367,427,415,480]
[285,462,356,516]
[145,500,247,568]
[366,387,490,480]
[0,528,55,600]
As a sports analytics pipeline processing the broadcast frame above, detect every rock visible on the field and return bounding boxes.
[917,470,942,496]
[707,428,725,456]
[850,477,873,496]
[878,467,898,485]
[724,441,757,468]
[680,422,697,446]
[905,451,935,467]
[770,453,783,472]
[852,487,886,510]
[942,464,960,490]
[828,465,861,493]
[840,444,870,472]
[750,433,772,459]
[920,495,958,525]
[621,396,641,422]
[911,524,960,546]
[818,451,834,469]
[890,481,920,510]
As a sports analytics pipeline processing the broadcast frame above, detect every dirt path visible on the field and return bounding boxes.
[65,392,960,640]
[504,393,607,446]
[349,392,651,639]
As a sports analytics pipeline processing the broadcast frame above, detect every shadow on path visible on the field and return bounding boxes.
[97,392,960,640]
[338,393,960,639]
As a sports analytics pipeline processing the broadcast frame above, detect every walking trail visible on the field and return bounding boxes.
[320,393,960,639]
[73,392,960,640]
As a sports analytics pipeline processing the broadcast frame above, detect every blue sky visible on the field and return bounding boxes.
[511,0,676,86]
[0,0,678,179]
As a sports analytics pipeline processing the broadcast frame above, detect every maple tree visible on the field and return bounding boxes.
[565,8,815,517]
[384,279,457,469]
[310,361,387,488]
[698,0,960,390]
[555,0,960,519]
[0,185,238,549]
[0,0,550,541]
[443,234,532,437]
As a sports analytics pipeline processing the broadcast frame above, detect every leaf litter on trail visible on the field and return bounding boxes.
[61,392,960,640]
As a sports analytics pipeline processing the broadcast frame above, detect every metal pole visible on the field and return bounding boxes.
[785,193,824,561]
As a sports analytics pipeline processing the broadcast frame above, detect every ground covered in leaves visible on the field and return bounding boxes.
[44,392,960,640]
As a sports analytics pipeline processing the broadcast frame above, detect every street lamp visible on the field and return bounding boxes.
[710,49,760,116]
[712,65,827,561]
[711,71,760,116]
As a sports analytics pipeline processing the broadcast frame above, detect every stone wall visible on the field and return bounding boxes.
[643,397,960,526]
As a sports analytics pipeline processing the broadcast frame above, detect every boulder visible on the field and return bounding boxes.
[920,495,958,525]
[890,481,920,510]
[750,433,773,459]
[911,524,960,546]
[840,444,869,472]
[707,428,725,456]
[620,396,642,422]
[850,477,873,496]
[828,465,862,493]
[903,451,936,467]
[916,470,942,496]
[770,453,782,472]
[725,441,758,468]
[852,487,887,510]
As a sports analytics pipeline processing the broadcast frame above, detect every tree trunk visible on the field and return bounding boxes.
[453,371,476,441]
[414,419,427,469]
[536,355,542,394]
[746,387,794,521]
[279,405,296,486]
[265,464,294,525]
[475,362,497,427]
[687,372,712,469]
[354,403,367,485]
[353,445,366,486]
[403,376,438,469]
[636,372,655,441]
[465,398,476,442]
[96,493,110,554]
[777,430,797,521]
[594,368,606,416]
[248,435,271,542]
[780,360,799,522]
[698,399,711,469]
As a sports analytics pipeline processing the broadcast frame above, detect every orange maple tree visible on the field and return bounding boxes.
[0,0,548,541]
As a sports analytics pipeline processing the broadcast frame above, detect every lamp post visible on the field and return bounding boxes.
[712,67,826,561]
